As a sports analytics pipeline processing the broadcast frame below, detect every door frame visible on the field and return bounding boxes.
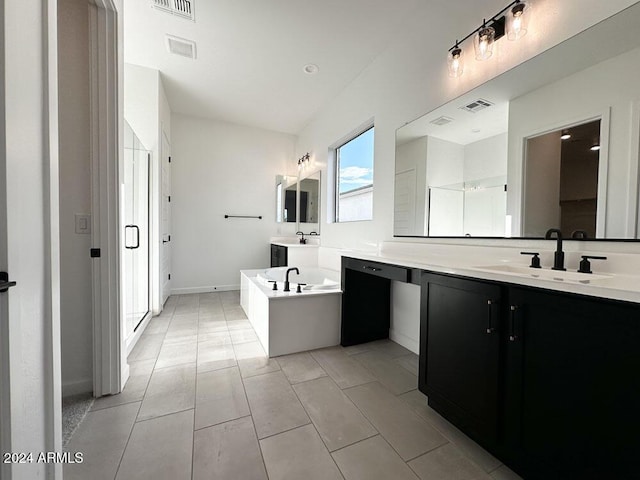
[89,0,125,397]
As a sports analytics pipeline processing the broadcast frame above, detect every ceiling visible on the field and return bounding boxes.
[123,0,433,134]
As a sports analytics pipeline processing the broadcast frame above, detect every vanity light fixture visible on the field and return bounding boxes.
[297,152,311,170]
[560,130,571,140]
[447,0,533,77]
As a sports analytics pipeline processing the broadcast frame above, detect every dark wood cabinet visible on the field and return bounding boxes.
[421,273,503,448]
[420,272,640,479]
[505,287,640,479]
[270,244,287,267]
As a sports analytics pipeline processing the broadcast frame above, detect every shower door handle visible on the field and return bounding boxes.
[125,225,140,249]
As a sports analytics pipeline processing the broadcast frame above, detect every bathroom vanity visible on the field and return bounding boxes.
[270,241,319,268]
[340,246,640,479]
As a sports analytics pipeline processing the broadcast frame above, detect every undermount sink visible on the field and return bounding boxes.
[471,264,613,284]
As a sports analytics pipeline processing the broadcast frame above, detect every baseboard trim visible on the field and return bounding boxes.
[171,284,240,295]
[389,329,419,355]
[62,379,93,397]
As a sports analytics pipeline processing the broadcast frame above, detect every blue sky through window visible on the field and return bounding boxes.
[338,127,374,194]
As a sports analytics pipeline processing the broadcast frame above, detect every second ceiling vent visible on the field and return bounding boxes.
[152,0,195,21]
[166,35,197,60]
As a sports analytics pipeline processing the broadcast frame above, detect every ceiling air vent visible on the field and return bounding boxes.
[430,116,454,126]
[460,98,494,113]
[152,0,195,21]
[166,35,197,59]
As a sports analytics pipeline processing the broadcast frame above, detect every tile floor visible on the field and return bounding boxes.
[64,291,523,480]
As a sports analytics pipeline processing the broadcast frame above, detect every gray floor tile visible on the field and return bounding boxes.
[368,339,413,358]
[342,344,373,356]
[173,303,199,315]
[310,347,376,389]
[352,350,417,395]
[138,364,196,421]
[144,316,171,334]
[294,376,377,452]
[490,465,523,480]
[155,340,198,369]
[234,341,281,378]
[193,416,268,480]
[395,353,419,376]
[64,402,140,480]
[116,409,194,480]
[197,342,237,373]
[244,371,310,439]
[409,443,492,480]
[178,293,200,305]
[198,317,228,333]
[332,435,420,480]
[195,366,250,430]
[278,352,328,384]
[260,424,343,480]
[197,331,232,345]
[128,333,164,362]
[92,374,150,411]
[225,308,248,321]
[230,328,259,344]
[344,382,447,461]
[399,390,502,473]
[227,319,252,330]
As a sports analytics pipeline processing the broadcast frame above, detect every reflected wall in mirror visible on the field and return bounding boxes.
[395,3,640,240]
[299,171,321,233]
[524,120,601,238]
[275,175,297,223]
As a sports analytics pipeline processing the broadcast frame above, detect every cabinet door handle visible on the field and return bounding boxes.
[509,305,519,342]
[486,299,496,334]
[363,266,381,272]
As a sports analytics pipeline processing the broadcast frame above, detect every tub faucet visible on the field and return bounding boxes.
[284,267,299,292]
[296,231,306,244]
[545,228,566,271]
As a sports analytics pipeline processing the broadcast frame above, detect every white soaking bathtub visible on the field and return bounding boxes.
[240,268,342,357]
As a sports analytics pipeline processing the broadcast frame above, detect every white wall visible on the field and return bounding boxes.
[508,45,640,238]
[171,114,296,293]
[426,136,464,187]
[464,133,508,182]
[58,0,92,396]
[294,0,637,251]
[395,137,427,234]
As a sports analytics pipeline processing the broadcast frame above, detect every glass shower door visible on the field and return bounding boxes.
[123,141,150,339]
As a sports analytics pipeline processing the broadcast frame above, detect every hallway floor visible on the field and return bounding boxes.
[65,292,522,480]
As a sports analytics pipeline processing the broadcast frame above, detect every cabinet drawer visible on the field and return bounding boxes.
[343,257,410,283]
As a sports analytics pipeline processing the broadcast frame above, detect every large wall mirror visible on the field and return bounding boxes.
[275,172,321,234]
[395,3,640,240]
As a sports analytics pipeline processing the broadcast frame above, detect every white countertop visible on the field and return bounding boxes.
[271,242,320,249]
[341,249,640,304]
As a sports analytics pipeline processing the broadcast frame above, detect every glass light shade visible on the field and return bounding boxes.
[507,1,530,41]
[448,47,464,78]
[474,26,495,61]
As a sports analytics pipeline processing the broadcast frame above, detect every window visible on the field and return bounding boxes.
[335,126,374,222]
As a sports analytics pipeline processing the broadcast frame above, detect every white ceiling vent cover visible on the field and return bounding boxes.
[430,116,454,126]
[166,35,197,59]
[460,99,494,113]
[152,0,195,21]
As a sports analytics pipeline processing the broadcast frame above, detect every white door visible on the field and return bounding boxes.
[1,0,62,478]
[161,132,172,304]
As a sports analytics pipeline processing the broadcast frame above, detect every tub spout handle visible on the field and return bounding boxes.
[296,283,307,293]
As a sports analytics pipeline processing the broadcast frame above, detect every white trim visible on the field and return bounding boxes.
[44,1,62,476]
[62,379,94,397]
[125,311,153,356]
[89,0,122,397]
[389,329,419,355]
[171,285,240,295]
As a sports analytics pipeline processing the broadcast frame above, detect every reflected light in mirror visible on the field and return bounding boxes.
[448,45,464,78]
[506,0,530,41]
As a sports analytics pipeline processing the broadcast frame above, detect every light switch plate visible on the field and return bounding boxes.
[75,214,91,234]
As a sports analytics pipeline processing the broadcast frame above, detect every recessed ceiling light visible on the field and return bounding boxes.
[303,64,319,75]
[472,128,481,133]
[561,130,571,140]
[591,144,601,151]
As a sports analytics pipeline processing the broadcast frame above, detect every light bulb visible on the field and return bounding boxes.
[561,130,571,140]
[474,25,495,61]
[591,145,601,151]
[507,1,530,41]
[448,46,464,78]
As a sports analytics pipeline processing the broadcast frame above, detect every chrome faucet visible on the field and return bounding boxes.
[284,267,299,292]
[545,228,566,271]
[296,231,306,244]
